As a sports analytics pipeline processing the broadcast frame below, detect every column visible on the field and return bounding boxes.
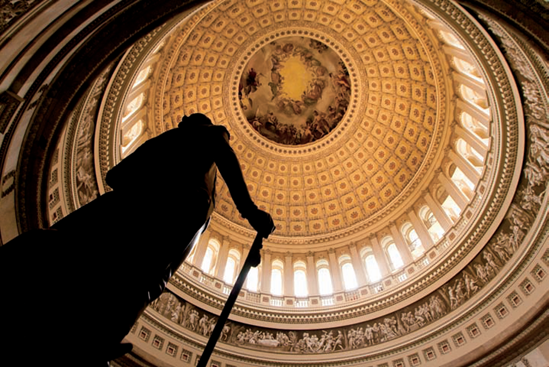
[388,222,414,264]
[449,149,481,185]
[369,236,390,277]
[328,249,343,292]
[260,249,272,293]
[349,243,368,286]
[284,252,294,296]
[192,231,211,268]
[438,171,469,211]
[306,252,319,296]
[424,191,453,231]
[214,236,231,280]
[454,125,488,157]
[407,209,434,250]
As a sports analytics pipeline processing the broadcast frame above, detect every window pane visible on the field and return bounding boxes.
[271,269,283,296]
[201,247,213,273]
[342,263,358,290]
[294,270,308,297]
[365,255,382,283]
[317,268,333,295]
[387,244,404,269]
[246,267,259,292]
[122,120,144,153]
[223,257,236,284]
[123,93,144,121]
[442,195,461,222]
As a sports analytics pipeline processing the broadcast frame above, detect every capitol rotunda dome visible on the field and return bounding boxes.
[1,0,548,366]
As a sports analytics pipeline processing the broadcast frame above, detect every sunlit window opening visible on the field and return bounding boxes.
[223,249,240,284]
[453,57,481,79]
[271,260,284,296]
[201,247,214,274]
[440,191,462,222]
[317,259,333,296]
[122,93,144,121]
[386,242,404,270]
[121,120,144,153]
[134,66,152,87]
[449,164,475,199]
[439,30,464,49]
[402,222,424,259]
[294,270,308,297]
[340,256,358,291]
[421,206,445,243]
[246,266,259,292]
[459,84,489,110]
[460,111,489,142]
[200,240,219,275]
[457,139,484,173]
[365,255,382,283]
[223,257,236,284]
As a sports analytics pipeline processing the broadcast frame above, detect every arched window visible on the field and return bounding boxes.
[339,255,358,291]
[201,240,220,275]
[271,259,284,296]
[293,261,308,297]
[361,246,382,283]
[448,164,475,199]
[460,111,489,141]
[439,30,464,49]
[420,206,445,243]
[133,65,152,87]
[452,57,481,79]
[436,187,461,223]
[316,259,333,296]
[200,250,213,271]
[456,138,484,172]
[224,258,236,284]
[122,93,145,121]
[223,249,241,284]
[382,237,404,271]
[459,84,489,110]
[121,119,144,153]
[401,222,424,259]
[366,256,381,283]
[387,244,404,270]
[246,266,259,292]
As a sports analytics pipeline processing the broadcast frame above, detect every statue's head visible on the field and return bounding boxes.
[178,113,212,128]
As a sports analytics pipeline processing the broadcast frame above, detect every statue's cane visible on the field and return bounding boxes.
[196,232,263,367]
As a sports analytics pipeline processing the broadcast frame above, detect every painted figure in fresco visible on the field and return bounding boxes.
[0,113,275,366]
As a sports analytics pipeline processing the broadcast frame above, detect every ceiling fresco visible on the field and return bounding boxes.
[239,36,351,145]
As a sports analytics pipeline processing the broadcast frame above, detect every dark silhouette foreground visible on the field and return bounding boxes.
[0,114,274,366]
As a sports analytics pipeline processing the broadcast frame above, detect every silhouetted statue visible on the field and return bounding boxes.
[0,113,275,366]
